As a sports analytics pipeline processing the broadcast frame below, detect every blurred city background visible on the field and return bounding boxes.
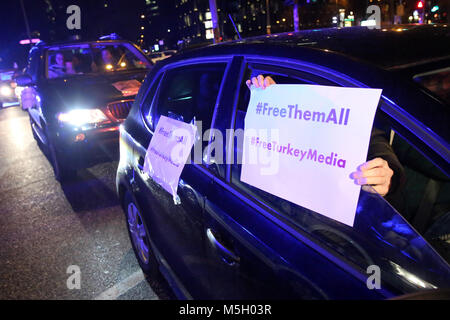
[0,0,448,72]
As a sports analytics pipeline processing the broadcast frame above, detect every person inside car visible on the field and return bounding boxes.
[246,74,405,199]
[102,48,115,65]
[68,54,81,74]
[90,48,116,72]
[48,53,66,78]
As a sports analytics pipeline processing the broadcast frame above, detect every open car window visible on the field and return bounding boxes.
[230,63,450,291]
[413,67,450,105]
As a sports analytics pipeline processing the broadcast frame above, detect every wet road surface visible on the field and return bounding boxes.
[0,106,174,299]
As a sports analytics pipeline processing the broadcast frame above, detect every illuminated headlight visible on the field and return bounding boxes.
[0,86,13,97]
[58,109,108,126]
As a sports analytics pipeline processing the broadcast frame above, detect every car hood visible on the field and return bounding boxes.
[41,71,146,113]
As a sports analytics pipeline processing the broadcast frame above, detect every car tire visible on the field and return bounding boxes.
[44,125,76,182]
[123,191,160,278]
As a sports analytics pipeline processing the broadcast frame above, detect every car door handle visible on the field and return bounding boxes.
[206,228,240,266]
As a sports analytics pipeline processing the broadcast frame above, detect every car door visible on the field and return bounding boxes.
[201,57,450,299]
[132,59,230,298]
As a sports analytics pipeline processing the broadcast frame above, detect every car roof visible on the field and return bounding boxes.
[182,24,449,70]
[39,39,136,49]
[247,24,450,69]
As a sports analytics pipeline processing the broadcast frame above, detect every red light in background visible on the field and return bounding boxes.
[417,1,424,9]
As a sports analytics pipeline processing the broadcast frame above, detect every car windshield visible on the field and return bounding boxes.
[413,67,450,105]
[46,42,150,79]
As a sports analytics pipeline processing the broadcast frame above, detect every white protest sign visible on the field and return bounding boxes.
[112,80,142,97]
[143,115,197,199]
[241,84,382,227]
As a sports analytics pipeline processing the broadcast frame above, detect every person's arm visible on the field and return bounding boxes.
[360,127,405,197]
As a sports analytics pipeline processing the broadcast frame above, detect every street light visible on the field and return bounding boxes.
[266,0,271,34]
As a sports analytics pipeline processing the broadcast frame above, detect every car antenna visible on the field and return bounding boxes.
[228,14,242,41]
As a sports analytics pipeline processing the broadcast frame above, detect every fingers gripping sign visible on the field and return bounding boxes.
[246,75,276,90]
[350,157,394,196]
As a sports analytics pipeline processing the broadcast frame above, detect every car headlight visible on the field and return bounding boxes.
[0,85,13,97]
[57,109,108,126]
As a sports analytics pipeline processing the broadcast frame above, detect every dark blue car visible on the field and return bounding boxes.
[116,25,450,299]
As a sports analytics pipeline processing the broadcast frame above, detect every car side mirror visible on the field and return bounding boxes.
[15,74,34,86]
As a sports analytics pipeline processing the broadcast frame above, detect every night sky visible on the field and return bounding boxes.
[0,0,146,69]
[0,1,31,69]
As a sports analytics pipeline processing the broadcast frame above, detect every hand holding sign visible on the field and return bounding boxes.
[350,158,394,196]
[243,76,383,226]
[247,75,394,197]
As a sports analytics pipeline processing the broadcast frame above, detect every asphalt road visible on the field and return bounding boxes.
[0,105,174,300]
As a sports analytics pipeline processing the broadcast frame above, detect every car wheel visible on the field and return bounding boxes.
[123,191,160,278]
[44,126,76,182]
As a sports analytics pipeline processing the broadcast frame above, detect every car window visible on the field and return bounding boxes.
[229,64,450,287]
[413,67,450,105]
[153,63,226,130]
[149,62,227,176]
[91,43,150,72]
[46,42,150,79]
[47,45,92,78]
[389,131,450,263]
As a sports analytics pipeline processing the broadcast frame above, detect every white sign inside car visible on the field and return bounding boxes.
[143,115,197,201]
[241,84,382,227]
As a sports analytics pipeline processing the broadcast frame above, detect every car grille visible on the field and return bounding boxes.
[107,100,134,120]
